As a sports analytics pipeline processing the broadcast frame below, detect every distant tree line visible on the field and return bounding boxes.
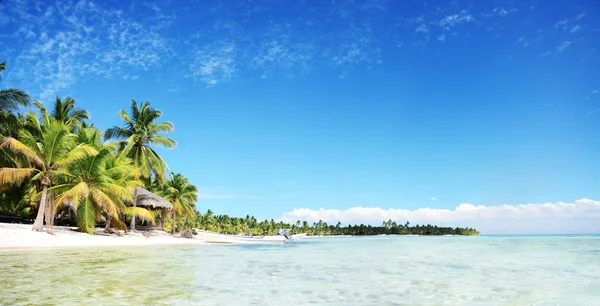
[194,210,480,236]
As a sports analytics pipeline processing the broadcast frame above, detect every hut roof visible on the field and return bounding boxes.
[132,187,172,210]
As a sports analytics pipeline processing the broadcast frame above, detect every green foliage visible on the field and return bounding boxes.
[0,61,31,114]
[50,126,149,234]
[194,214,480,236]
[157,173,198,234]
[104,99,175,184]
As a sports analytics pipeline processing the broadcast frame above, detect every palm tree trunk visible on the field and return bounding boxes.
[32,184,48,231]
[105,216,111,231]
[130,209,136,231]
[171,211,176,234]
[44,189,55,235]
[161,209,166,230]
[68,204,76,225]
[130,188,137,232]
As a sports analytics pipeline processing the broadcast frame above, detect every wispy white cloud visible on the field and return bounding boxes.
[188,40,238,87]
[438,10,474,30]
[555,20,569,31]
[483,7,517,18]
[517,36,529,47]
[556,41,573,52]
[183,0,387,86]
[430,197,438,201]
[415,24,429,33]
[586,89,599,100]
[165,85,185,93]
[5,0,594,92]
[5,0,172,100]
[280,199,600,234]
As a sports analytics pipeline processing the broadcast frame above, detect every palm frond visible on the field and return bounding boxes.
[0,137,44,167]
[122,206,155,225]
[0,167,37,186]
[55,143,98,167]
[98,182,136,202]
[89,189,119,219]
[110,216,127,231]
[148,121,174,134]
[104,126,129,140]
[147,135,176,148]
[146,146,169,180]
[0,88,31,112]
[54,181,89,209]
[77,197,99,234]
[41,121,73,164]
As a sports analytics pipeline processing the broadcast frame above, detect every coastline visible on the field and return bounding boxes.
[0,223,206,251]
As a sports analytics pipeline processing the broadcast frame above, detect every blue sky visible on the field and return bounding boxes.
[2,0,600,233]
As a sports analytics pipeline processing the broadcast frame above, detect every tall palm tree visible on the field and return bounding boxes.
[50,127,153,234]
[0,118,97,232]
[104,99,175,185]
[158,173,198,234]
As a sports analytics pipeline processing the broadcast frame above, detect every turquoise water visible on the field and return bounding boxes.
[1,236,599,305]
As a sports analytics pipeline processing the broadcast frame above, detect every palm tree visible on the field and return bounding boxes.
[0,118,97,232]
[32,97,90,128]
[0,61,31,139]
[0,61,31,114]
[104,99,175,185]
[158,173,198,234]
[50,126,152,234]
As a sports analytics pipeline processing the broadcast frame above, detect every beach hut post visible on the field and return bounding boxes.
[130,188,138,232]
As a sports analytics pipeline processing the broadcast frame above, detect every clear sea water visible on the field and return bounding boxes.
[1,235,599,305]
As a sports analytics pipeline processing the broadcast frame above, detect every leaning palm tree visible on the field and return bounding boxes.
[158,173,198,234]
[0,118,97,232]
[104,99,175,185]
[50,127,153,234]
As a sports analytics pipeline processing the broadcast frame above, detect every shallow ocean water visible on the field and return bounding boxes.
[1,235,599,305]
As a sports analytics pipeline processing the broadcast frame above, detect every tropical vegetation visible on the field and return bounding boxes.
[194,211,480,236]
[0,60,479,236]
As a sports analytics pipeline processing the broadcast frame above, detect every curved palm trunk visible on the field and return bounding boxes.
[32,184,48,231]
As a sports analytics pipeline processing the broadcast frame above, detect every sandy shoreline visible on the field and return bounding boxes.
[0,223,206,251]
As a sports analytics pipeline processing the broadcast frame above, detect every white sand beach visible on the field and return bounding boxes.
[0,223,206,250]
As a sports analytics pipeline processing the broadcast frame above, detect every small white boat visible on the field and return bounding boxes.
[198,230,288,244]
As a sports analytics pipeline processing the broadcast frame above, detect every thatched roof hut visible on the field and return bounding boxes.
[132,187,172,210]
[128,187,172,231]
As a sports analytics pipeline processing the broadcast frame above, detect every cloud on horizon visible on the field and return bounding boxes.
[280,198,600,234]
